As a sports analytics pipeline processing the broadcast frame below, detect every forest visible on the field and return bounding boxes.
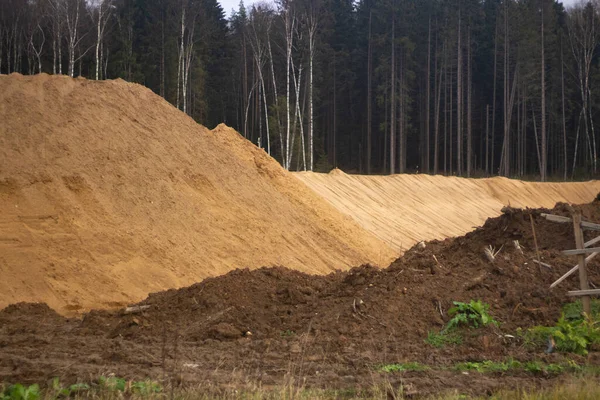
[1,0,599,180]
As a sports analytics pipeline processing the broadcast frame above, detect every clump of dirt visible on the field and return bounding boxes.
[1,200,598,397]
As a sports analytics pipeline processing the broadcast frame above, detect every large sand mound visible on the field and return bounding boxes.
[295,170,600,251]
[0,73,394,314]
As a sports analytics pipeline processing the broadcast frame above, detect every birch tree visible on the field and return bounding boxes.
[248,5,273,155]
[89,0,114,80]
[304,0,320,171]
[281,0,295,170]
[568,0,600,175]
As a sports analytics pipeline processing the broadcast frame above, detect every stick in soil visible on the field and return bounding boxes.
[529,214,542,272]
[161,323,167,389]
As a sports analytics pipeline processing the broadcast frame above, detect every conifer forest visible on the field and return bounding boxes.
[2,0,599,180]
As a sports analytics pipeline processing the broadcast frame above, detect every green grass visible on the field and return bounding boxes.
[3,377,600,399]
[425,330,463,348]
[378,359,598,376]
[454,359,522,374]
[378,362,430,373]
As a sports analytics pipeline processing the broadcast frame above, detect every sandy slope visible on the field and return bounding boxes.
[0,74,394,314]
[295,170,600,252]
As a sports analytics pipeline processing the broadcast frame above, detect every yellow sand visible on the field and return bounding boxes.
[295,170,600,252]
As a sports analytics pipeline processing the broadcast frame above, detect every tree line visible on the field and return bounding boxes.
[2,0,600,180]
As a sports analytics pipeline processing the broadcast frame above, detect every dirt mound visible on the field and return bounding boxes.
[1,201,598,395]
[295,171,600,251]
[81,201,600,343]
[0,73,394,315]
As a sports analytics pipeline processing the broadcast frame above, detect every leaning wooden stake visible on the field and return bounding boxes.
[572,213,591,316]
[529,215,542,271]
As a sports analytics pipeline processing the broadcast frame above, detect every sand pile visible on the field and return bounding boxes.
[0,73,394,314]
[295,171,600,251]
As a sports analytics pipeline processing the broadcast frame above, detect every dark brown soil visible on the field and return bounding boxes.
[1,201,600,397]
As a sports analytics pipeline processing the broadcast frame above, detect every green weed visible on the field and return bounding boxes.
[444,300,498,332]
[524,314,600,355]
[0,384,40,400]
[562,299,600,322]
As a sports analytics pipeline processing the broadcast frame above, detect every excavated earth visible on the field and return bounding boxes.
[2,200,600,397]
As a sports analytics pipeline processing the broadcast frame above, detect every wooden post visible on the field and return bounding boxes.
[573,213,592,316]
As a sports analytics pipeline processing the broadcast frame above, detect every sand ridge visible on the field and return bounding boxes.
[295,170,600,252]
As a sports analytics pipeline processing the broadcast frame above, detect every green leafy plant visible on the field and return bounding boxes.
[444,300,498,332]
[562,300,600,322]
[523,361,544,374]
[379,362,429,373]
[0,384,40,400]
[525,314,600,355]
[97,376,126,392]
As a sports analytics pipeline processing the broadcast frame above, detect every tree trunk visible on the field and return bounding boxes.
[434,32,443,174]
[456,7,463,176]
[467,27,472,177]
[267,32,284,163]
[540,4,546,181]
[284,9,294,170]
[390,11,396,175]
[367,10,372,174]
[95,1,102,80]
[502,0,509,176]
[491,19,498,175]
[456,7,462,176]
[486,104,490,175]
[176,4,185,110]
[425,16,431,173]
[561,36,567,180]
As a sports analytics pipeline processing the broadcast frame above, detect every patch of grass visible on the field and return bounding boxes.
[4,374,600,399]
[379,362,430,373]
[452,359,599,377]
[454,359,522,374]
[425,330,463,348]
[280,330,296,338]
[491,377,600,400]
[444,300,498,332]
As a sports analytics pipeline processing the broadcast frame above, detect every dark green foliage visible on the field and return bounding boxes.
[562,300,600,322]
[2,0,600,178]
[444,300,498,332]
[0,384,40,400]
[524,315,600,355]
